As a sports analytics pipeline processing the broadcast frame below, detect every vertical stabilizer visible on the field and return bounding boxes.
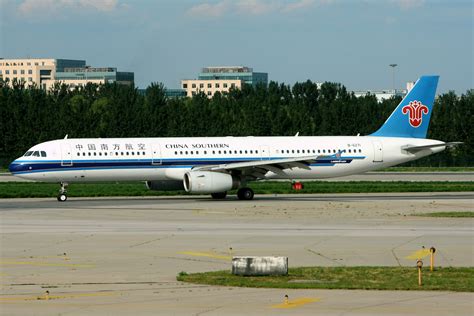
[371,75,439,138]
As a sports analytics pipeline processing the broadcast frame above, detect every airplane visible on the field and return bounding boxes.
[8,75,461,201]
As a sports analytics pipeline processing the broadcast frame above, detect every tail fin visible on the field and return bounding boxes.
[371,75,439,138]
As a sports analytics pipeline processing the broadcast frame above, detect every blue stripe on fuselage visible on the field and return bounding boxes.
[9,156,365,175]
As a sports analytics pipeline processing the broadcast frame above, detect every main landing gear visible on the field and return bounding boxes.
[237,187,254,200]
[210,188,254,200]
[57,182,68,202]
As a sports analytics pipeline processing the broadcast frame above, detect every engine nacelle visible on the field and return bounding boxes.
[183,171,239,194]
[146,180,185,191]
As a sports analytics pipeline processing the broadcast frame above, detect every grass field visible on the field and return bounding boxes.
[378,167,474,172]
[414,211,474,218]
[177,267,474,292]
[0,181,473,198]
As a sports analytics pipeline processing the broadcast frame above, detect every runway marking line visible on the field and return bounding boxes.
[0,291,118,302]
[271,297,320,309]
[0,261,95,268]
[405,249,431,260]
[178,251,231,261]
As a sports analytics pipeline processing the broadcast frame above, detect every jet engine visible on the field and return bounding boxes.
[183,171,240,194]
[146,180,185,191]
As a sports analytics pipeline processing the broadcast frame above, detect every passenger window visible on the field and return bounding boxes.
[256,150,258,154]
[175,151,177,155]
[204,151,207,154]
[94,152,97,156]
[83,152,86,156]
[239,150,242,154]
[105,152,108,156]
[77,153,80,156]
[131,152,134,155]
[121,152,124,155]
[115,152,119,156]
[359,149,362,153]
[40,151,46,157]
[297,150,300,154]
[245,150,248,154]
[302,150,305,153]
[99,152,102,156]
[185,151,188,155]
[88,152,91,156]
[196,151,199,155]
[218,151,221,154]
[126,152,129,155]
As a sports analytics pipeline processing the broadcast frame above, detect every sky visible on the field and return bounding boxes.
[1,0,472,93]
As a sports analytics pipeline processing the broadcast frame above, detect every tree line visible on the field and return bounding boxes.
[0,80,472,168]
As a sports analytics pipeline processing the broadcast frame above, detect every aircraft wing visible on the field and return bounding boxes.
[402,142,463,153]
[194,156,319,179]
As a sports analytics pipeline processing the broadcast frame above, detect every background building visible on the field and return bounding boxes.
[352,82,414,102]
[198,66,268,86]
[44,66,134,90]
[0,58,133,89]
[181,66,268,98]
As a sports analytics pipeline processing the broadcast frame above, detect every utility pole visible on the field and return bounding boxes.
[389,64,397,92]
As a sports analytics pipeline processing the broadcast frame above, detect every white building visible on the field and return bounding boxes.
[352,82,415,102]
[181,79,243,98]
[0,58,133,90]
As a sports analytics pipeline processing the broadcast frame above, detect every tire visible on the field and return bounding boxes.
[211,192,227,199]
[237,188,254,200]
[57,194,67,202]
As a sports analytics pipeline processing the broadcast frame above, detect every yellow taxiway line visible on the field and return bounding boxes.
[271,297,320,309]
[178,251,231,261]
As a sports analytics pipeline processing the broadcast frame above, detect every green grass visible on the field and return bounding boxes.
[414,211,474,218]
[0,181,473,198]
[177,267,474,292]
[380,167,474,172]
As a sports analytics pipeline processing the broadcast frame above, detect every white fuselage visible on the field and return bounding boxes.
[10,136,445,182]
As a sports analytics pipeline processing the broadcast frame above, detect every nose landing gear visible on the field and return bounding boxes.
[57,182,68,202]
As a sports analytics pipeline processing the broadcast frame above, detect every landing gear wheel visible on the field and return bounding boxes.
[237,188,254,200]
[57,182,68,202]
[211,192,227,199]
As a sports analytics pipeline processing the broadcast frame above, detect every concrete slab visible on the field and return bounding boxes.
[0,193,473,315]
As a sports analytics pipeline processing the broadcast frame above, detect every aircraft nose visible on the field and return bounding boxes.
[8,159,24,173]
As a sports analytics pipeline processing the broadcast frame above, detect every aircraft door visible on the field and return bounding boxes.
[60,143,73,166]
[372,141,383,162]
[151,143,162,165]
[260,146,271,160]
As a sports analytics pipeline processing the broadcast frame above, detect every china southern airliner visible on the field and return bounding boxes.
[9,76,460,201]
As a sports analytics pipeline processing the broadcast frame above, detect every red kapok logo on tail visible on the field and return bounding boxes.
[402,100,429,128]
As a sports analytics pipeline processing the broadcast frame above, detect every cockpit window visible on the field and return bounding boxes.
[24,151,33,156]
[40,151,47,157]
[32,151,40,157]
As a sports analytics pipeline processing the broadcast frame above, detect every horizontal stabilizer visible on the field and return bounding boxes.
[402,142,463,153]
